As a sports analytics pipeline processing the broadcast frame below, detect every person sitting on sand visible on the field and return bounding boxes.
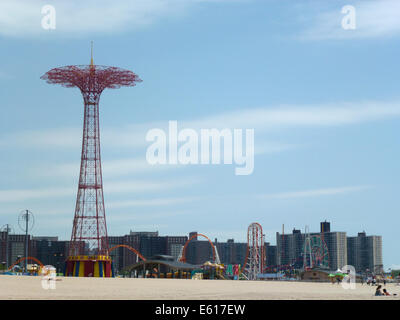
[375,285,383,296]
[383,289,397,296]
[383,289,390,296]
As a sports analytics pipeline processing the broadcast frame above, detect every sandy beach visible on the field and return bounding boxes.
[0,275,398,300]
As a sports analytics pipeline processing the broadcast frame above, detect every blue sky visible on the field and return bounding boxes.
[0,0,399,269]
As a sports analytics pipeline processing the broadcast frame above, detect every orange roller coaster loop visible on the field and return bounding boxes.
[179,233,216,263]
[109,244,146,262]
[8,256,44,271]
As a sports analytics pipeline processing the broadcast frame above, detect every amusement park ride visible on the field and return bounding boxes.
[242,223,265,280]
[303,226,330,270]
[178,233,221,264]
[4,45,330,279]
[41,43,142,277]
[263,226,330,274]
[4,221,330,278]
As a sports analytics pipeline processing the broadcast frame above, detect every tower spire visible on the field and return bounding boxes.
[90,41,94,66]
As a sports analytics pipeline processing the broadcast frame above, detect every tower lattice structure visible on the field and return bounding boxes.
[41,47,142,276]
[243,222,265,280]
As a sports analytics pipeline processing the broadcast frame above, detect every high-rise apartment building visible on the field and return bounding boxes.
[320,221,331,233]
[347,232,383,273]
[213,239,247,266]
[0,232,33,269]
[186,238,214,264]
[33,236,68,273]
[265,242,277,267]
[276,229,305,268]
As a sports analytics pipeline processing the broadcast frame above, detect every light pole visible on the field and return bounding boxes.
[25,211,28,271]
[5,225,9,269]
[18,210,34,273]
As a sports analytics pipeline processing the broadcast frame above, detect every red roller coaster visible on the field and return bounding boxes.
[242,223,265,280]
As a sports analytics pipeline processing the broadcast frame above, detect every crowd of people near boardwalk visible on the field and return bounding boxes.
[332,273,399,297]
[362,276,382,286]
[361,276,399,297]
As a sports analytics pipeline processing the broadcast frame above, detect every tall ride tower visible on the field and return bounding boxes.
[41,45,142,277]
[243,222,265,280]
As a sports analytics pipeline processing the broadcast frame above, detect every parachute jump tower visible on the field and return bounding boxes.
[41,44,142,277]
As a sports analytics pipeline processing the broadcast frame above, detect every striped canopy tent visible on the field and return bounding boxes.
[65,255,114,277]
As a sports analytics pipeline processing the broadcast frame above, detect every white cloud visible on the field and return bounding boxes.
[3,100,400,150]
[0,0,239,37]
[0,177,200,203]
[257,185,372,200]
[104,177,201,194]
[254,141,300,156]
[103,158,182,177]
[0,125,147,149]
[0,187,75,203]
[192,101,400,130]
[34,157,182,180]
[0,127,81,149]
[109,210,188,223]
[301,0,400,40]
[107,197,199,209]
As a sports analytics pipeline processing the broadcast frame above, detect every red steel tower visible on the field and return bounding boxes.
[41,46,142,277]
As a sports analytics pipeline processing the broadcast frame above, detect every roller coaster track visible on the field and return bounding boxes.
[8,256,44,271]
[179,233,220,264]
[109,244,146,262]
